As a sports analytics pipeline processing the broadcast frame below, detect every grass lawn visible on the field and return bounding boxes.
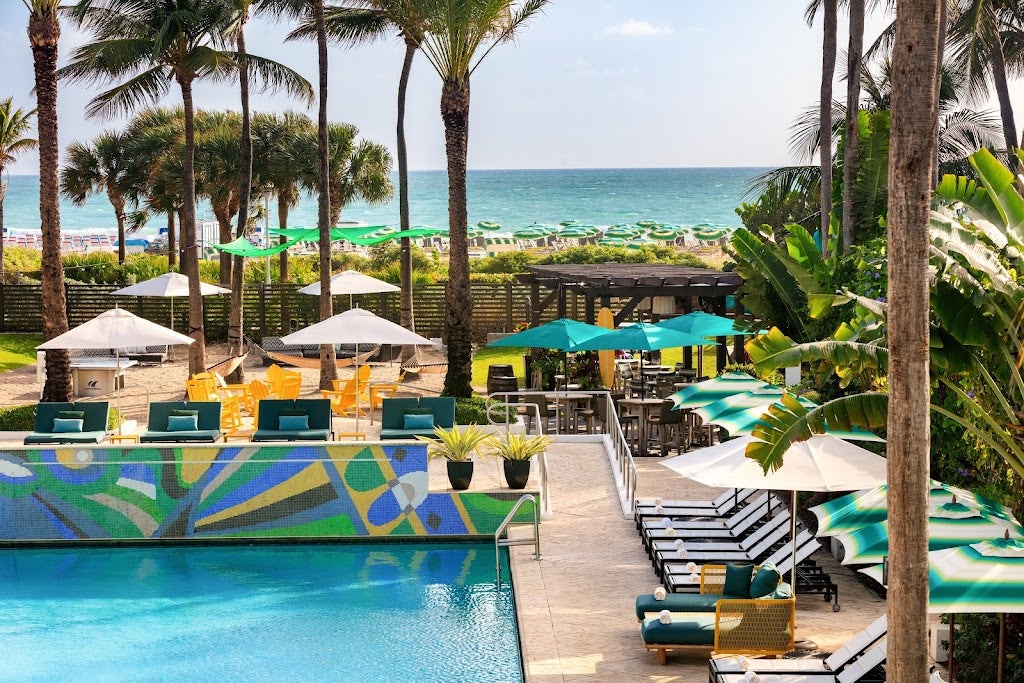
[0,334,42,373]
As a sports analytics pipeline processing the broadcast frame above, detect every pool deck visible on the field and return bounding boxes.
[510,441,889,683]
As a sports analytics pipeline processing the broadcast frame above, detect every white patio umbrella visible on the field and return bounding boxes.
[661,434,888,586]
[298,269,400,308]
[111,272,230,332]
[37,308,195,431]
[282,308,433,429]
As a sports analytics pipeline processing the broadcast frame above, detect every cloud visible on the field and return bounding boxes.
[603,19,673,38]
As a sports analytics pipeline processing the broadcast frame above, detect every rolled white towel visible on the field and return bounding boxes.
[658,609,672,624]
[676,548,688,559]
[673,538,685,549]
[654,504,665,513]
[743,671,761,683]
[664,527,676,536]
[736,656,750,671]
[689,572,700,584]
[686,561,698,573]
[661,517,673,528]
[654,498,662,506]
[654,586,667,601]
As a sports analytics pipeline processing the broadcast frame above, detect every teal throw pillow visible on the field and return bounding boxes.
[404,413,434,430]
[723,563,755,598]
[167,414,198,431]
[770,582,794,600]
[749,562,782,598]
[57,410,86,420]
[279,409,308,417]
[279,414,309,430]
[170,409,199,417]
[52,417,84,433]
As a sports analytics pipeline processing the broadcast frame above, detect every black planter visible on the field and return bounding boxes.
[447,461,474,491]
[503,459,532,489]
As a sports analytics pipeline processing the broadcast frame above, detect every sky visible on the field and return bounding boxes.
[1,1,897,174]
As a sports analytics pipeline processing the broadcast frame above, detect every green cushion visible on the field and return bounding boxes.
[723,563,754,599]
[279,408,308,417]
[140,430,221,443]
[635,593,727,619]
[641,614,716,646]
[404,407,434,415]
[57,410,86,420]
[52,418,84,433]
[251,429,330,442]
[24,431,106,444]
[749,563,782,599]
[167,414,199,431]
[170,409,199,417]
[403,413,434,430]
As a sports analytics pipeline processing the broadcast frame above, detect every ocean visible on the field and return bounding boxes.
[1,167,765,234]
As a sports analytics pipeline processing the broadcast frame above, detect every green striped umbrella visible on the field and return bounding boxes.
[597,237,628,246]
[669,372,775,409]
[635,219,660,229]
[514,228,547,239]
[477,221,503,231]
[648,228,680,241]
[811,481,1017,537]
[557,228,591,239]
[625,238,656,250]
[558,219,580,227]
[604,227,639,239]
[692,227,730,241]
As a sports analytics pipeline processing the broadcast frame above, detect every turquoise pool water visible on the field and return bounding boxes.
[0,543,522,682]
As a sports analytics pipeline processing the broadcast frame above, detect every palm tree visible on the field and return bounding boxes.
[318,126,393,227]
[843,0,866,253]
[60,131,132,264]
[807,0,838,258]
[63,0,311,376]
[25,0,71,401]
[194,110,244,285]
[416,0,548,398]
[0,98,37,279]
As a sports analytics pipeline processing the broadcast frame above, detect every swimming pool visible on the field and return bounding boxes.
[0,543,522,682]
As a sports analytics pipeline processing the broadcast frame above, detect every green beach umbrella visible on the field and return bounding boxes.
[557,228,591,238]
[477,221,503,231]
[625,238,656,250]
[466,228,484,239]
[558,220,580,227]
[692,227,730,241]
[709,396,884,441]
[635,219,660,229]
[597,237,627,246]
[604,227,639,239]
[514,227,547,240]
[669,372,775,409]
[648,228,680,241]
[811,481,1018,537]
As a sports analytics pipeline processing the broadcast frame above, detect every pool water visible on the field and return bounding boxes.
[0,543,522,682]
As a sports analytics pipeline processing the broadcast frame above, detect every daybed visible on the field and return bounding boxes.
[379,397,456,440]
[140,401,223,443]
[637,563,795,664]
[24,401,110,445]
[251,399,333,442]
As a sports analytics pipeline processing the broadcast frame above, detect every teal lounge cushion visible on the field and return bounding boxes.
[140,430,221,443]
[403,413,434,430]
[641,614,716,646]
[749,562,782,599]
[635,592,738,619]
[52,418,84,433]
[251,429,329,442]
[279,414,309,430]
[379,428,435,440]
[24,431,106,444]
[167,414,199,431]
[57,410,86,420]
[279,408,308,417]
[170,409,199,417]
[723,563,754,598]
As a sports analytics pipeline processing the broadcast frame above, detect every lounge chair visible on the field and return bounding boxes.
[709,614,887,681]
[634,488,758,528]
[711,637,887,683]
[640,493,782,554]
[251,399,333,442]
[140,401,223,443]
[23,401,111,445]
[651,512,793,580]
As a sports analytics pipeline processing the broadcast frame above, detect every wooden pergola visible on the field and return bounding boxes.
[516,263,747,370]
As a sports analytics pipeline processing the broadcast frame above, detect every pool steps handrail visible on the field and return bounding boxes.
[495,493,541,587]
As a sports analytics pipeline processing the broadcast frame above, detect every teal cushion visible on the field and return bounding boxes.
[404,413,434,430]
[279,414,309,430]
[723,563,754,598]
[170,409,199,417]
[57,410,86,420]
[749,562,782,599]
[405,408,434,415]
[167,414,198,431]
[635,593,724,619]
[641,614,717,646]
[52,418,84,433]
[280,408,308,417]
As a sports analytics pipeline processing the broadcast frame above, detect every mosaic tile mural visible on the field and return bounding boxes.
[0,443,534,541]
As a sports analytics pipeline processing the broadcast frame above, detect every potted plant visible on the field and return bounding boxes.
[417,424,491,491]
[489,432,553,489]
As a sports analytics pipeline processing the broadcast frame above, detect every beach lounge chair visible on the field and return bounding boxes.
[634,488,757,527]
[640,493,781,553]
[23,401,110,445]
[711,638,887,682]
[639,492,779,532]
[140,401,223,443]
[251,399,333,442]
[651,512,793,580]
[709,615,887,682]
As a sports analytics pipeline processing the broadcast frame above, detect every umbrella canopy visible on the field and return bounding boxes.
[597,237,627,246]
[811,480,1018,537]
[111,272,230,297]
[569,322,712,352]
[297,269,400,297]
[513,228,547,240]
[656,311,747,338]
[37,308,195,350]
[281,308,433,347]
[488,318,609,351]
[669,372,775,409]
[477,221,503,231]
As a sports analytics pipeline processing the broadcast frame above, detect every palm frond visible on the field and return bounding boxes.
[287,6,392,45]
[85,67,172,120]
[234,53,314,103]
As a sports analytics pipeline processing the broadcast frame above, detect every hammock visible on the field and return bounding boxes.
[266,347,379,370]
[206,353,248,378]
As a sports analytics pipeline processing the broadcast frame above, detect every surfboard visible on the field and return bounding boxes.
[598,307,615,387]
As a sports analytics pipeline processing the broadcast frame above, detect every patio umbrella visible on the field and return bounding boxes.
[111,272,230,334]
[859,535,1024,683]
[669,372,775,410]
[477,221,502,231]
[282,308,433,430]
[597,237,627,246]
[298,269,400,308]
[37,308,195,431]
[661,434,888,585]
[488,318,610,388]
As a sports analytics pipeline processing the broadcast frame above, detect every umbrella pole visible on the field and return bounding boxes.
[949,613,955,682]
[355,346,360,433]
[790,489,797,588]
[998,613,1006,683]
[116,346,122,436]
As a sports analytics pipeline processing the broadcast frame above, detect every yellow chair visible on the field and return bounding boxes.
[369,382,401,410]
[275,374,302,399]
[321,381,366,418]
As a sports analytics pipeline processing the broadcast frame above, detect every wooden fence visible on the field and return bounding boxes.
[0,282,581,342]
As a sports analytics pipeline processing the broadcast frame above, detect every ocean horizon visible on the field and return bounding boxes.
[1,167,767,235]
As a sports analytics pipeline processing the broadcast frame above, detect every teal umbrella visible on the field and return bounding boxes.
[489,318,610,389]
[657,311,746,337]
[710,395,884,441]
[669,372,775,409]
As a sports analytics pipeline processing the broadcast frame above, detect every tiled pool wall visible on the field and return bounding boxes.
[0,442,534,541]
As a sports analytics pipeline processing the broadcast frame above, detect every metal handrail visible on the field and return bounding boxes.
[494,493,541,587]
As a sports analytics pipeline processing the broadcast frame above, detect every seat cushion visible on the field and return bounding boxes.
[379,428,438,440]
[749,563,783,599]
[641,613,716,646]
[24,431,107,445]
[635,593,743,619]
[140,430,222,443]
[723,563,755,598]
[251,429,330,442]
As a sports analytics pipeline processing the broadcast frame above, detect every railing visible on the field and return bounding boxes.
[494,493,541,587]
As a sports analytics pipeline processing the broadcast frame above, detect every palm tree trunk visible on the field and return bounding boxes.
[886,1,941,681]
[0,198,5,278]
[992,40,1018,171]
[228,21,252,384]
[166,211,177,268]
[215,203,233,285]
[314,0,337,390]
[30,12,71,402]
[278,193,290,282]
[111,187,126,265]
[177,78,207,376]
[842,0,865,254]
[398,36,418,363]
[820,0,838,259]
[934,0,948,185]
[441,77,473,398]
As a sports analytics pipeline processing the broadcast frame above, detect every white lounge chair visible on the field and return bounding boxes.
[711,636,887,683]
